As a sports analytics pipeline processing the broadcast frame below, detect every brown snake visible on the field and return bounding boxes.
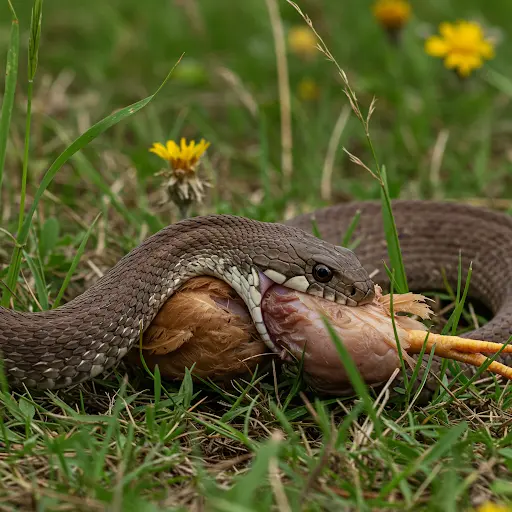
[1,200,511,390]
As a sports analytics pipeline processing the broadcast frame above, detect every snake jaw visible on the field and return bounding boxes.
[251,261,376,356]
[240,268,283,354]
[262,267,375,308]
[358,280,377,305]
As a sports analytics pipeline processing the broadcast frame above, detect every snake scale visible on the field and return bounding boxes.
[1,200,511,390]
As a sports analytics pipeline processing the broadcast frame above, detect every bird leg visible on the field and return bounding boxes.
[407,330,512,380]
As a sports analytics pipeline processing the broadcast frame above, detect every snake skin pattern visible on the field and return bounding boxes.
[0,214,372,389]
[1,200,511,389]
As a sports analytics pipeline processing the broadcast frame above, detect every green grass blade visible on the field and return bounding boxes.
[22,244,48,310]
[52,212,101,308]
[1,62,179,307]
[422,422,468,466]
[379,166,408,293]
[309,216,322,239]
[0,2,19,196]
[386,273,409,393]
[229,434,282,507]
[17,78,34,234]
[451,335,512,401]
[17,0,44,236]
[153,364,161,410]
[485,68,512,97]
[38,217,60,262]
[44,117,138,225]
[442,262,472,336]
[28,0,43,82]
[379,421,467,497]
[258,110,271,205]
[410,345,437,406]
[341,209,361,247]
[92,379,128,480]
[405,331,430,394]
[321,315,381,436]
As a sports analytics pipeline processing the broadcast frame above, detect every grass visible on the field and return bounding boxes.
[0,0,512,510]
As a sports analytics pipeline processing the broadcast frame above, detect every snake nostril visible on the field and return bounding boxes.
[348,285,358,298]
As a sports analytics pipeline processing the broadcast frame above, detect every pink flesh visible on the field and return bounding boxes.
[261,285,404,394]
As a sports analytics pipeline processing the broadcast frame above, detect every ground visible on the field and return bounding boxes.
[0,0,512,510]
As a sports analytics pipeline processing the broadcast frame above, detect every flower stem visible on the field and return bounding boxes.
[177,202,190,221]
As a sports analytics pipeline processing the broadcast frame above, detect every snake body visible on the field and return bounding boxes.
[1,200,511,389]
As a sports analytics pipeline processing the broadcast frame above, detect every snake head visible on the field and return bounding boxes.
[253,229,375,307]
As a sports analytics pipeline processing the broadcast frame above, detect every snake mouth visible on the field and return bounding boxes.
[259,283,404,394]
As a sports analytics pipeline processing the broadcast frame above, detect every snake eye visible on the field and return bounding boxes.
[312,263,333,283]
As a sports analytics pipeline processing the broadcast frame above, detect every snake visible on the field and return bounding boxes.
[1,199,511,390]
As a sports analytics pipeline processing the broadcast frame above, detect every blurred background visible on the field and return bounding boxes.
[0,0,511,253]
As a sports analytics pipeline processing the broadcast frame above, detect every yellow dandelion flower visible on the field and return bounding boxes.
[372,0,411,31]
[475,502,512,512]
[298,78,320,101]
[425,20,495,77]
[149,137,210,175]
[287,26,317,59]
[149,137,212,218]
